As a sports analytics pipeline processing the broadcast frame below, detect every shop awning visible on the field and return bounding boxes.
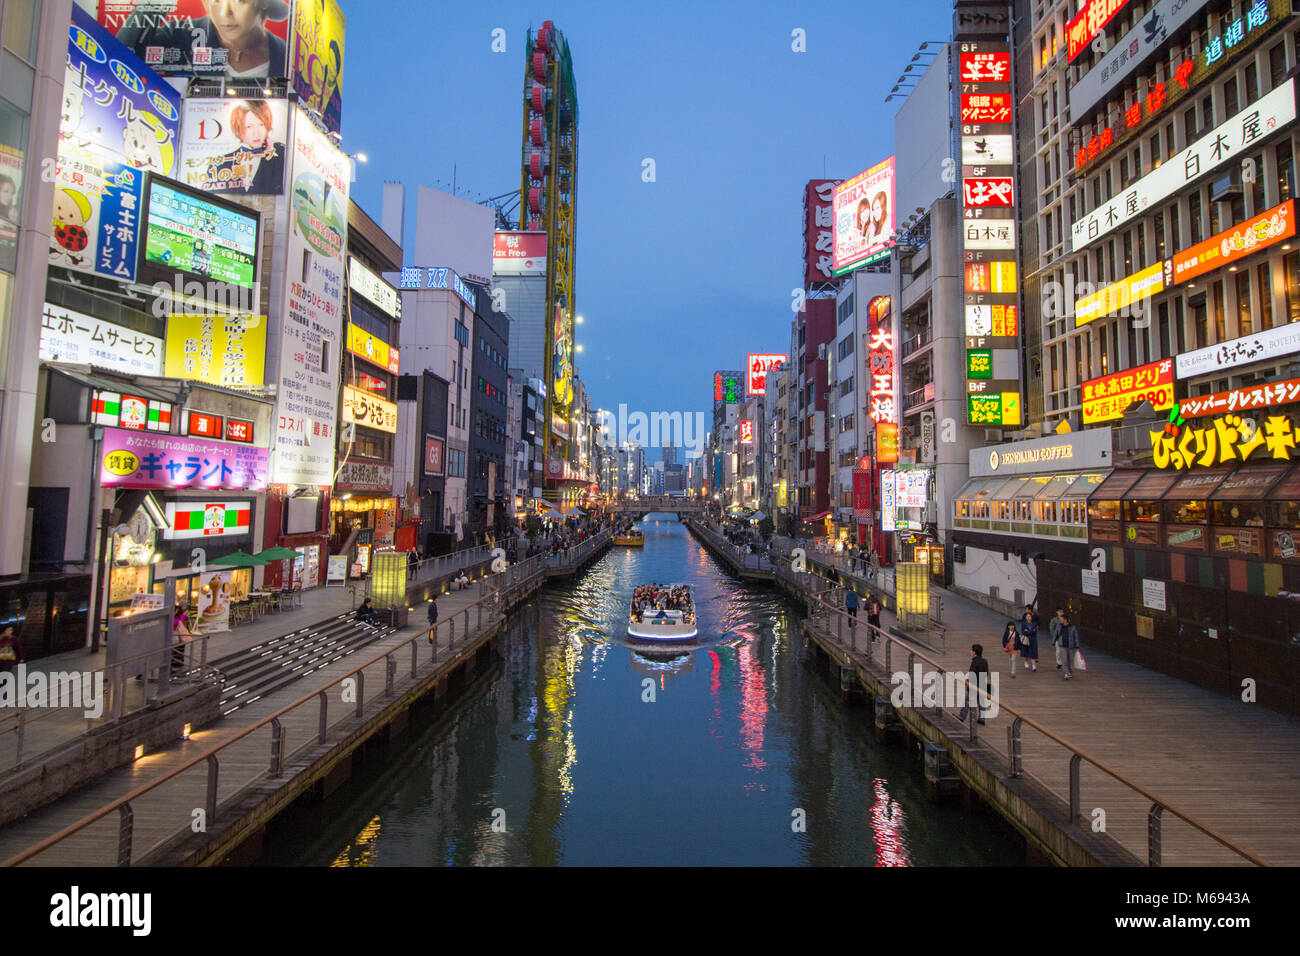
[1267,462,1300,501]
[1209,462,1291,499]
[1056,472,1108,498]
[48,365,178,403]
[1163,466,1235,499]
[1089,468,1142,500]
[954,476,1014,502]
[1012,476,1050,498]
[1123,470,1180,499]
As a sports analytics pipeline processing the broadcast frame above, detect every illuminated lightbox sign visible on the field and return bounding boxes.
[100,428,268,490]
[1179,378,1300,418]
[867,297,896,424]
[39,305,163,376]
[92,390,172,432]
[139,176,260,291]
[1072,78,1297,252]
[880,470,897,532]
[398,267,476,309]
[746,354,787,396]
[1166,200,1295,285]
[341,385,397,433]
[960,135,1013,165]
[961,93,1012,124]
[739,420,754,444]
[348,256,400,319]
[1082,358,1175,424]
[1177,322,1300,379]
[832,156,896,276]
[1073,263,1164,326]
[1067,0,1131,62]
[163,500,251,540]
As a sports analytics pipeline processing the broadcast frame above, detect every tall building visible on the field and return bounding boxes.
[468,281,510,539]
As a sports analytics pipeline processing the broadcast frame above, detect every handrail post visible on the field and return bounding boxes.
[1148,804,1164,866]
[354,671,364,718]
[205,754,219,824]
[117,803,133,867]
[269,717,284,777]
[318,691,328,744]
[1009,717,1023,776]
[411,638,419,678]
[15,708,24,767]
[385,653,396,696]
[1069,753,1082,825]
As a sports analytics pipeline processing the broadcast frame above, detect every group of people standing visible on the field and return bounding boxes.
[1001,604,1081,680]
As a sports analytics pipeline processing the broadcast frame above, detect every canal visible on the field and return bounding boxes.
[260,517,1023,866]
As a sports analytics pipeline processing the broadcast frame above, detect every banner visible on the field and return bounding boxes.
[852,470,872,520]
[290,0,345,134]
[1167,200,1296,285]
[53,6,182,282]
[272,106,349,486]
[164,314,267,387]
[492,231,547,276]
[179,98,288,195]
[832,157,895,274]
[97,0,291,79]
[423,435,444,476]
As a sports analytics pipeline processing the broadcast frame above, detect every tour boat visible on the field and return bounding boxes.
[627,583,697,641]
[613,531,644,547]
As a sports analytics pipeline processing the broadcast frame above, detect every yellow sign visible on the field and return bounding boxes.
[103,451,139,476]
[163,314,267,387]
[1074,263,1163,326]
[346,323,400,373]
[341,385,397,433]
[1151,413,1298,470]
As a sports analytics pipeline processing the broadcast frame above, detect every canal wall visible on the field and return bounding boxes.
[159,534,612,866]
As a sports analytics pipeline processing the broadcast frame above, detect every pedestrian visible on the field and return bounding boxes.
[1000,620,1020,676]
[1060,613,1080,680]
[171,606,192,675]
[1050,607,1065,669]
[357,598,378,626]
[427,595,439,641]
[957,643,990,724]
[866,594,882,641]
[1020,608,1040,672]
[0,623,22,673]
[845,587,858,626]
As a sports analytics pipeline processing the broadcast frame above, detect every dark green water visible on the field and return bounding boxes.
[260,517,1023,866]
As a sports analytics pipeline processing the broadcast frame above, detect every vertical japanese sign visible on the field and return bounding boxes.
[272,106,349,486]
[803,179,841,285]
[290,0,346,135]
[866,295,896,426]
[958,30,1023,427]
[53,5,181,282]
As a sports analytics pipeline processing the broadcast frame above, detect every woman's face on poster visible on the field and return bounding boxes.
[0,180,14,207]
[872,195,885,225]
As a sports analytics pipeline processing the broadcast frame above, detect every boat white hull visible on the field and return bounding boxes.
[626,621,698,641]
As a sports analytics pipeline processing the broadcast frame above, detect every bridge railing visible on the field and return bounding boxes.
[800,589,1269,868]
[1,560,552,868]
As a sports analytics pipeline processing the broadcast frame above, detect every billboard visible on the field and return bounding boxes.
[493,231,547,276]
[423,435,445,476]
[100,428,269,490]
[179,98,288,196]
[866,296,895,424]
[803,179,841,285]
[1177,322,1300,380]
[163,313,267,387]
[290,0,345,134]
[138,176,260,291]
[349,256,400,318]
[271,105,349,486]
[1074,263,1164,326]
[40,303,163,375]
[52,6,182,282]
[1066,0,1130,62]
[95,0,291,78]
[345,322,400,374]
[746,353,786,396]
[880,470,897,532]
[1082,359,1175,424]
[832,157,895,275]
[1179,379,1300,418]
[341,385,398,434]
[738,420,754,444]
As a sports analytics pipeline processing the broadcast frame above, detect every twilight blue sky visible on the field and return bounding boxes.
[344,0,953,460]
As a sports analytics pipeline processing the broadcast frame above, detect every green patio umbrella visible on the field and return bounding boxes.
[254,546,300,588]
[210,551,269,568]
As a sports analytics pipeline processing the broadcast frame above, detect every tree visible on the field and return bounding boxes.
[758,516,774,541]
[525,516,542,540]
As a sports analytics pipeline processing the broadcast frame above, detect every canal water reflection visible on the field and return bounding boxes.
[260,517,1022,866]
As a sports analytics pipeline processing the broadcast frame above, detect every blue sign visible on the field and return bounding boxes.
[398,266,478,309]
[53,6,181,283]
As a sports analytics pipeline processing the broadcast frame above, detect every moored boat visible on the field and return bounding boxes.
[613,531,644,547]
[627,582,697,641]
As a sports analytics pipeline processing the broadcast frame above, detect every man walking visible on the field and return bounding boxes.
[957,644,990,724]
[1059,613,1080,680]
[1050,607,1065,669]
[845,587,858,628]
[866,594,882,641]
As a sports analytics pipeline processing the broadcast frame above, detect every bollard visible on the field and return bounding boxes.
[318,691,328,744]
[354,671,365,718]
[206,754,219,824]
[1069,752,1082,824]
[385,653,396,696]
[1008,717,1023,777]
[117,803,134,867]
[270,717,284,777]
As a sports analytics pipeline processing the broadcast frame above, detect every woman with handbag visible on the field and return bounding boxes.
[1020,609,1040,672]
[1000,621,1020,676]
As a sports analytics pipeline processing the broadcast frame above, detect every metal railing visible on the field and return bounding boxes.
[0,637,218,774]
[409,544,494,584]
[686,521,775,572]
[797,589,1270,867]
[901,329,931,358]
[1,560,552,868]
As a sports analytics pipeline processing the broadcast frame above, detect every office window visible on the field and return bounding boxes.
[1224,76,1239,117]
[1212,279,1227,341]
[1189,191,1203,242]
[1278,140,1295,202]
[1193,298,1209,350]
[1258,262,1274,331]
[1285,251,1300,324]
[1155,210,1166,259]
[1237,271,1252,336]
[1245,61,1259,106]
[1270,43,1288,89]
[1158,302,1171,357]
